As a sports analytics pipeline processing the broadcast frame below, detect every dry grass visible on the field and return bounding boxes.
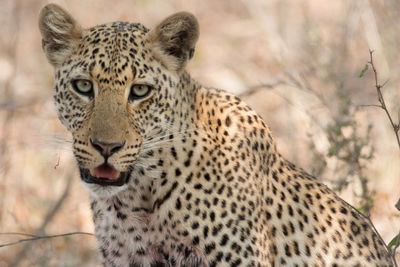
[0,0,399,265]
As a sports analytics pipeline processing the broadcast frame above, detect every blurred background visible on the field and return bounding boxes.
[0,0,399,266]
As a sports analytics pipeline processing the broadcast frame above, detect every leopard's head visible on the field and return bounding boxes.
[39,4,199,198]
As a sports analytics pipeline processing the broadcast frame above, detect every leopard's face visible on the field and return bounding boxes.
[41,6,199,198]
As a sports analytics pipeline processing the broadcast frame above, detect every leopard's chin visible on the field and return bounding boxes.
[79,165,131,186]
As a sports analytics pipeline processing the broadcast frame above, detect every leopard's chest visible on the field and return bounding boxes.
[94,207,162,264]
[93,202,207,266]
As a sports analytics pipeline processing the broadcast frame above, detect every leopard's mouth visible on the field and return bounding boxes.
[79,163,130,186]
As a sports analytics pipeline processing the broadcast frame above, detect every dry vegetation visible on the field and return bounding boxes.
[0,0,399,266]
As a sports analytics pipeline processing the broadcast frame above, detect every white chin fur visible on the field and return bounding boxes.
[82,181,128,199]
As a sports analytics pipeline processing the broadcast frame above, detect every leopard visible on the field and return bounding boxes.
[39,4,394,267]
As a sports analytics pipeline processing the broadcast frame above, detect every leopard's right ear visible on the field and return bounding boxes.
[39,4,82,68]
[147,12,199,72]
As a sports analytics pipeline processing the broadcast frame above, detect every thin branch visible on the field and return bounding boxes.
[368,49,400,149]
[367,49,400,266]
[0,232,37,237]
[357,104,382,109]
[0,232,94,248]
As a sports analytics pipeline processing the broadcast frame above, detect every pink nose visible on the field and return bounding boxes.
[90,138,125,158]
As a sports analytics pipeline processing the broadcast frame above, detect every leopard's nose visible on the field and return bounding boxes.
[90,138,125,158]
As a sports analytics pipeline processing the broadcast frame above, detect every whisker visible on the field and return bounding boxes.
[142,141,173,150]
[141,144,172,153]
[142,124,203,144]
[142,130,197,148]
[28,132,73,151]
[143,132,185,144]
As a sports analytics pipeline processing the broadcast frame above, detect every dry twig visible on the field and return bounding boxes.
[366,49,400,266]
[367,50,400,149]
[0,232,94,248]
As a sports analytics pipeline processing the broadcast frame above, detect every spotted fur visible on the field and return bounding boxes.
[39,4,393,267]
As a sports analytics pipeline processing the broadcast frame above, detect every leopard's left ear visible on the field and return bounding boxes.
[39,4,82,68]
[148,12,199,72]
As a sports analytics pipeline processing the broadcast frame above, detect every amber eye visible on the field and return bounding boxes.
[129,84,152,101]
[72,79,93,96]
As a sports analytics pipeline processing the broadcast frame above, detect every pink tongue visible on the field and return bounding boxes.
[94,164,118,179]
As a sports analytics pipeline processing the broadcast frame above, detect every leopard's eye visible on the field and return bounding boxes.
[72,79,93,96]
[129,84,152,101]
